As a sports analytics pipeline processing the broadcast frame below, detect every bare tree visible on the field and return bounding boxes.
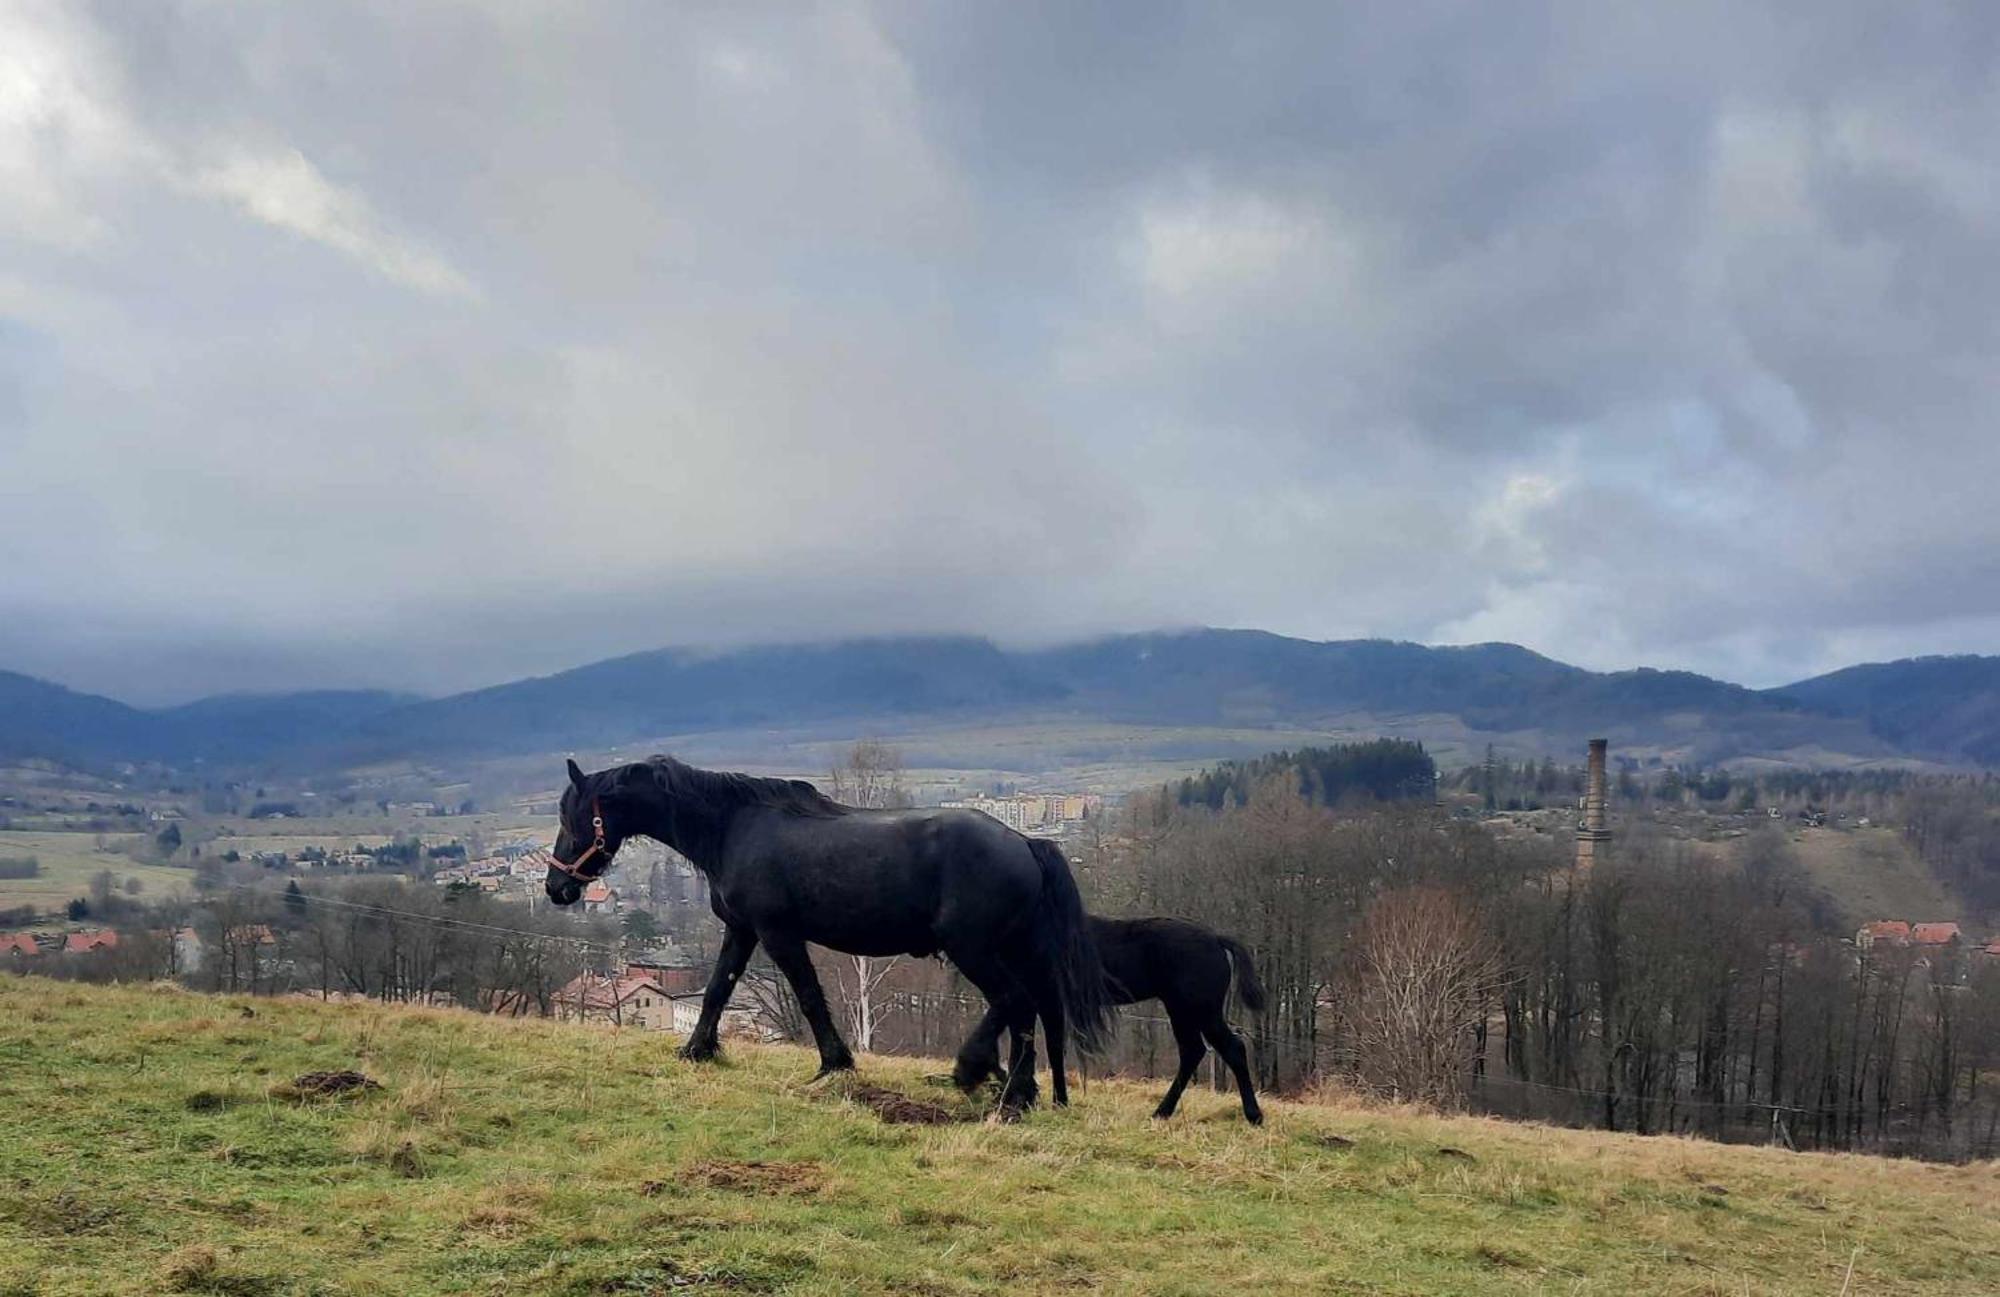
[834,951,902,1052]
[823,740,912,1052]
[739,963,809,1043]
[827,739,913,810]
[1345,885,1504,1109]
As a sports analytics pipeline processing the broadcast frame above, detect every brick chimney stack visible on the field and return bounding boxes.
[1576,738,1611,867]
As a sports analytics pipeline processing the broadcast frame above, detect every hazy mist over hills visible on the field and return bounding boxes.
[5,630,1997,775]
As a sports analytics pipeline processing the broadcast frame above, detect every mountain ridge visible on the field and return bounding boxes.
[3,631,1995,773]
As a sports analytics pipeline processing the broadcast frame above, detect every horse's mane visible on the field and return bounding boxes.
[648,755,850,819]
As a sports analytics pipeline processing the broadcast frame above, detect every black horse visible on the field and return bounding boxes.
[544,757,1107,1112]
[958,914,1267,1123]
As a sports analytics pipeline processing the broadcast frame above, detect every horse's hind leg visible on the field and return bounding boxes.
[760,931,855,1078]
[997,1001,1040,1114]
[950,948,1039,1112]
[1153,1013,1208,1121]
[1012,962,1069,1107]
[1040,993,1069,1107]
[955,999,1013,1092]
[1204,1013,1262,1125]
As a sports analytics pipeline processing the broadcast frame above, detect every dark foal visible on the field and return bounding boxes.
[960,914,1267,1124]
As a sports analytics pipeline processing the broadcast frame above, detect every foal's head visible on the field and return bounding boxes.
[543,758,640,906]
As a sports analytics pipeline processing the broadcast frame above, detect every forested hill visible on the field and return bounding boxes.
[5,630,2000,772]
[1771,655,2000,766]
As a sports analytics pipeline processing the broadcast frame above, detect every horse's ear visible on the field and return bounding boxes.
[567,758,587,791]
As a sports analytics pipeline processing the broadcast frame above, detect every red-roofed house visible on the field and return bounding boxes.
[1856,921,1910,950]
[63,929,119,954]
[1911,922,1962,948]
[1982,938,2000,959]
[581,882,619,914]
[0,933,41,960]
[555,970,686,1030]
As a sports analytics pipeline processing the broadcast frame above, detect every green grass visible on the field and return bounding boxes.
[0,832,192,911]
[1,978,1994,1296]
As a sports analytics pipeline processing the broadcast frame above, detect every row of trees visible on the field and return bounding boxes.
[1176,740,1436,811]
[1449,753,2000,821]
[37,877,620,1016]
[1081,776,2000,1159]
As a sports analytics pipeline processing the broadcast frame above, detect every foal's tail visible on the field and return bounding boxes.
[1026,837,1112,1052]
[1220,935,1268,1014]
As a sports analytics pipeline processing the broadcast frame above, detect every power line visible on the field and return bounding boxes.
[208,878,625,957]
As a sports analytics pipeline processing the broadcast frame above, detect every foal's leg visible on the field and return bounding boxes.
[680,923,758,1062]
[760,932,856,1078]
[1204,1013,1263,1125]
[1152,1012,1208,1121]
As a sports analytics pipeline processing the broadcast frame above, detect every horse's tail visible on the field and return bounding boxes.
[1220,935,1268,1014]
[1026,837,1111,1052]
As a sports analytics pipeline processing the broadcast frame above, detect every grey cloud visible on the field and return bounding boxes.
[3,2,1998,703]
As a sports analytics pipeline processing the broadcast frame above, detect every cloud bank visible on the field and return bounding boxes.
[3,2,1998,702]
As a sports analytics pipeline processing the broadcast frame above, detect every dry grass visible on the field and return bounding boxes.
[0,975,1993,1296]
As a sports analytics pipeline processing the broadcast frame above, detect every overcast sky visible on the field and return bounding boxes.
[4,2,1999,704]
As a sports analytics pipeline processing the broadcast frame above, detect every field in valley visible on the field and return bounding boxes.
[0,831,193,911]
[1,977,1994,1296]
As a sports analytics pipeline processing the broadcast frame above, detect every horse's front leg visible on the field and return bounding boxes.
[679,924,757,1062]
[761,931,856,1078]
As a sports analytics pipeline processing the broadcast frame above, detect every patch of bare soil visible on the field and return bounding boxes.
[677,1160,824,1197]
[276,1069,380,1099]
[845,1083,968,1126]
[3,1187,119,1235]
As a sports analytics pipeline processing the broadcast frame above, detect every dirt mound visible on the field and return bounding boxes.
[678,1160,823,1197]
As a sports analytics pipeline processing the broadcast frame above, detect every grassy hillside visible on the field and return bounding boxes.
[1,979,1994,1296]
[1785,826,1968,926]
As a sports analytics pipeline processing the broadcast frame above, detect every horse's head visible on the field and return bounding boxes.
[544,758,632,906]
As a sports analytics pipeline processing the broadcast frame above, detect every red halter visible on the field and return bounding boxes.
[549,798,609,880]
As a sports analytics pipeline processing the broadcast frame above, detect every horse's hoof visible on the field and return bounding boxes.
[1151,1108,1175,1121]
[809,1061,856,1084]
[994,1103,1028,1124]
[678,1042,719,1063]
[1245,1110,1265,1126]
